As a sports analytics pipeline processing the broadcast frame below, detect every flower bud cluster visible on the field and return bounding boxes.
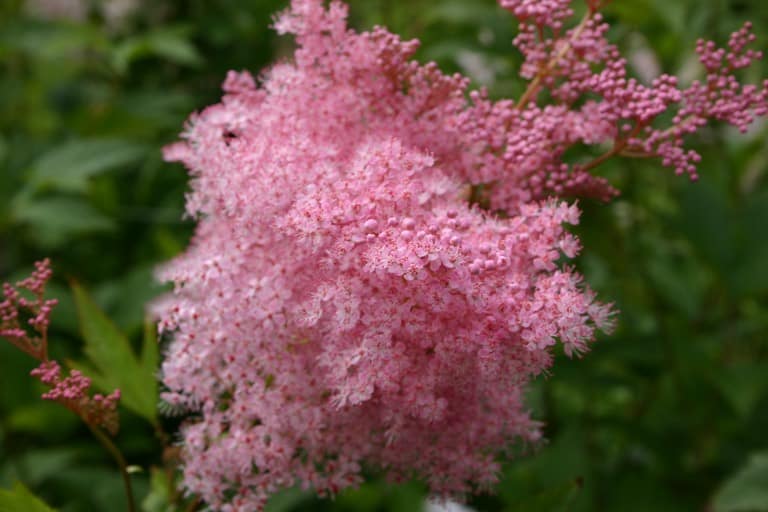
[31,361,121,435]
[461,5,767,209]
[2,260,122,435]
[1,259,57,360]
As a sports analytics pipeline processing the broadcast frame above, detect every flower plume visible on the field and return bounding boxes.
[158,1,766,510]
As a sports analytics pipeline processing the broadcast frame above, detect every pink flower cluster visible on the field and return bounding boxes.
[31,361,122,435]
[1,260,122,435]
[158,0,766,509]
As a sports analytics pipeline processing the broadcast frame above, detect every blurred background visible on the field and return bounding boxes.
[1,0,767,510]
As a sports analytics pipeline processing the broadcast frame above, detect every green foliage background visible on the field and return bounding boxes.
[1,0,767,510]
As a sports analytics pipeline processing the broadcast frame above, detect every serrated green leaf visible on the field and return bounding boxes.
[71,282,158,425]
[713,452,768,512]
[28,139,148,193]
[0,482,56,512]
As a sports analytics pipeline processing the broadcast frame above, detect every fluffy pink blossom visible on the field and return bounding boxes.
[158,1,766,509]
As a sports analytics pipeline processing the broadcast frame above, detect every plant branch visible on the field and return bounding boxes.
[579,123,648,173]
[515,8,595,109]
[87,424,137,512]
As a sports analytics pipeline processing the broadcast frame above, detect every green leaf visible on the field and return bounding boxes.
[0,136,7,164]
[730,190,768,295]
[336,482,383,512]
[28,139,148,193]
[111,27,203,74]
[6,402,79,438]
[50,465,144,512]
[679,182,733,272]
[94,267,166,333]
[10,196,115,247]
[714,364,768,418]
[386,482,425,512]
[0,482,56,512]
[264,487,314,512]
[498,427,589,506]
[117,90,195,127]
[145,30,202,66]
[140,467,172,512]
[506,479,582,512]
[140,319,159,387]
[70,282,158,425]
[0,22,108,61]
[15,449,80,487]
[713,452,768,512]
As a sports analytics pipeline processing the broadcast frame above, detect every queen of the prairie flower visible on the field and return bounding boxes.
[157,1,766,510]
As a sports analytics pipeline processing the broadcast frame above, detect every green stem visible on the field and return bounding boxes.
[579,122,648,173]
[184,496,202,512]
[87,424,137,512]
